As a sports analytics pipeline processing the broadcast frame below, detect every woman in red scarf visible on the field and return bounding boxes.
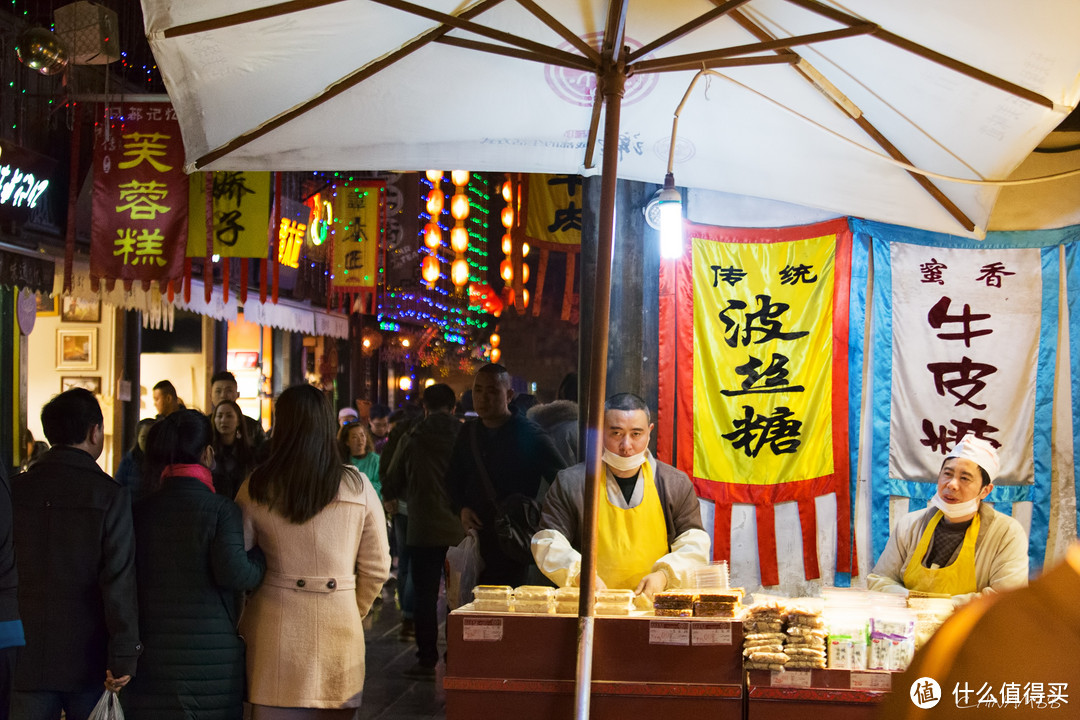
[123,409,266,720]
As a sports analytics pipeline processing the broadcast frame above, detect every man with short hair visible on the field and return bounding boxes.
[532,393,709,600]
[383,384,463,679]
[152,380,181,418]
[208,370,267,448]
[12,388,141,719]
[867,435,1029,606]
[445,364,567,587]
[369,404,392,454]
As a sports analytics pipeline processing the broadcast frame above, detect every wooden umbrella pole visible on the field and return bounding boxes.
[574,51,626,720]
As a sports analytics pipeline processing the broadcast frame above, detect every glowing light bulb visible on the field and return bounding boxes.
[451,170,470,186]
[450,226,469,253]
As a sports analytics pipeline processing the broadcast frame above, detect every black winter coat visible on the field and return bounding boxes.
[12,446,141,691]
[123,476,265,720]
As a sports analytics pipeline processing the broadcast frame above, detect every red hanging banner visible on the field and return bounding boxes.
[90,103,188,291]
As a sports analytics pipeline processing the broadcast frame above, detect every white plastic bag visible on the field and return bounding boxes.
[445,529,484,610]
[89,690,125,720]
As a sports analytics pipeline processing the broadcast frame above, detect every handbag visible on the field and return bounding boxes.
[89,690,125,720]
[469,423,542,566]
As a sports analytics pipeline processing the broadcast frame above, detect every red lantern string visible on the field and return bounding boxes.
[204,173,214,304]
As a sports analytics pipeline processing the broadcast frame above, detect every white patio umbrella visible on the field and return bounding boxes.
[139,1,1080,716]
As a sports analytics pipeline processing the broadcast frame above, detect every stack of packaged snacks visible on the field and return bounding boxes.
[823,588,870,670]
[906,595,954,650]
[742,599,789,670]
[652,590,697,617]
[472,585,514,612]
[554,587,581,615]
[784,600,827,670]
[596,589,635,615]
[868,607,917,672]
[694,587,744,617]
[513,585,555,614]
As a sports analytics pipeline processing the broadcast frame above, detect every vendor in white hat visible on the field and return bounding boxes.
[867,435,1029,606]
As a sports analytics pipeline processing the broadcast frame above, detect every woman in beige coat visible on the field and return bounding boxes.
[236,384,390,719]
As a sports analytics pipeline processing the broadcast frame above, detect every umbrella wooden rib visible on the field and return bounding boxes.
[515,0,602,66]
[629,0,754,61]
[435,35,595,72]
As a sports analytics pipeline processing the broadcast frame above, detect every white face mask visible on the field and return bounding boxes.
[602,449,648,474]
[930,492,980,520]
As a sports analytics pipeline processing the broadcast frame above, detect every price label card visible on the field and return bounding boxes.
[649,620,690,646]
[691,621,732,645]
[771,670,812,687]
[851,671,892,691]
[462,617,503,642]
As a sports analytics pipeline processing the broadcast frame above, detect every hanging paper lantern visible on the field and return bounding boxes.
[521,263,530,284]
[491,347,502,363]
[423,222,442,249]
[501,233,512,255]
[450,192,470,220]
[501,181,513,202]
[426,189,444,216]
[15,27,68,76]
[500,258,514,283]
[490,333,500,347]
[421,254,440,283]
[450,226,469,253]
[501,206,514,229]
[451,258,469,287]
[425,170,444,183]
[451,170,470,186]
[522,288,530,308]
[521,242,530,258]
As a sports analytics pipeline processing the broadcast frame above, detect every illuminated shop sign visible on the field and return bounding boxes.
[0,140,54,221]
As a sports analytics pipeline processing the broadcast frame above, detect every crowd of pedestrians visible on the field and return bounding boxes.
[0,365,579,719]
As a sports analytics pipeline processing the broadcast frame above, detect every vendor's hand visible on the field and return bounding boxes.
[634,571,668,601]
[460,507,483,533]
[105,670,131,693]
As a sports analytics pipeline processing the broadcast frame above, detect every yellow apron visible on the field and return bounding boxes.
[596,461,670,590]
[902,510,980,596]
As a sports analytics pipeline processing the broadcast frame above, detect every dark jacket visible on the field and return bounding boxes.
[0,461,22,650]
[383,412,463,547]
[124,476,265,720]
[12,446,141,691]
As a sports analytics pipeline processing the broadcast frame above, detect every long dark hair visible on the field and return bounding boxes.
[212,400,253,462]
[144,410,213,491]
[248,384,352,523]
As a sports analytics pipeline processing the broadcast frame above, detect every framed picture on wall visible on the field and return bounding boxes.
[60,297,102,323]
[60,376,102,394]
[56,328,97,371]
[35,293,58,316]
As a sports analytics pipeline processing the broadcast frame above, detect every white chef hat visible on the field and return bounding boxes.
[945,435,1000,482]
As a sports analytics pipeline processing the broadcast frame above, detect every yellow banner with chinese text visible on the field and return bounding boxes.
[692,233,836,485]
[185,171,271,258]
[330,182,383,291]
[524,174,583,247]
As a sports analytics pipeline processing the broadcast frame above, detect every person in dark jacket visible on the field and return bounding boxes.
[0,459,24,720]
[123,410,265,720]
[527,399,579,468]
[383,384,463,678]
[114,418,156,503]
[11,388,141,720]
[211,400,255,500]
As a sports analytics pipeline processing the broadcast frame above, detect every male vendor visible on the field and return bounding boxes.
[531,393,709,600]
[867,435,1028,606]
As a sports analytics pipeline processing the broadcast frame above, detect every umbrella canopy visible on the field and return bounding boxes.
[142,0,1080,238]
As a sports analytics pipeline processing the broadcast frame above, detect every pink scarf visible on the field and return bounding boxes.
[160,463,215,493]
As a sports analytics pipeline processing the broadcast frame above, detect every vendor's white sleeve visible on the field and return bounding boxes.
[532,528,581,588]
[651,528,710,588]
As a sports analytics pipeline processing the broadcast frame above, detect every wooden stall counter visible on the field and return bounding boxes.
[747,668,894,720]
[446,608,745,720]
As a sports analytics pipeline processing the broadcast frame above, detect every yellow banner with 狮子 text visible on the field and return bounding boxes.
[186,171,271,258]
[692,232,836,487]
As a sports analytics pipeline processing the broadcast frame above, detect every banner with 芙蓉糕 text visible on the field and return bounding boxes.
[90,103,187,291]
[662,218,853,586]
